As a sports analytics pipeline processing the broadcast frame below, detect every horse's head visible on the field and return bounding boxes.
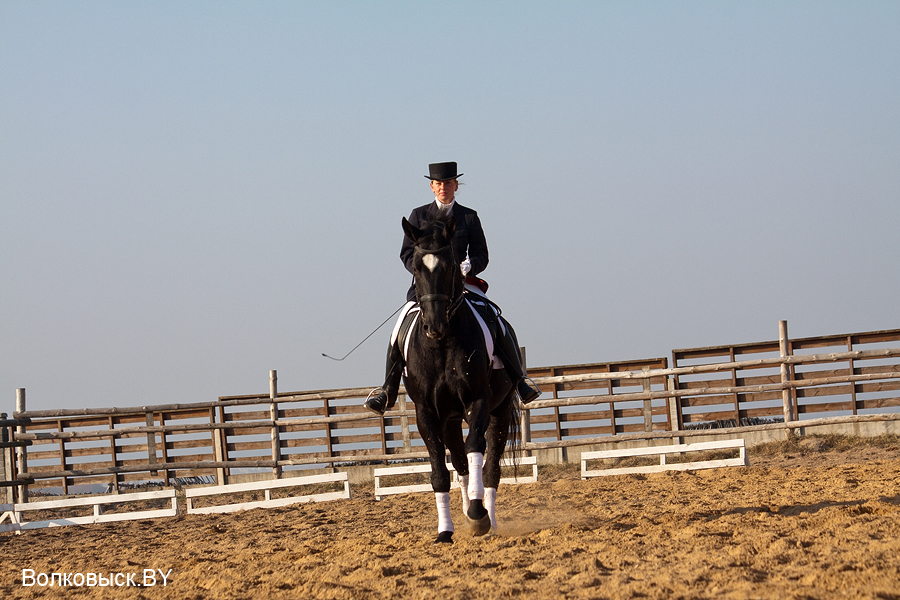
[402,215,463,341]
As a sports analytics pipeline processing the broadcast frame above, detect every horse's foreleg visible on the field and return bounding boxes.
[431,457,455,544]
[428,451,455,543]
[443,417,469,513]
[463,397,490,456]
[434,492,454,544]
[467,451,485,501]
[417,409,455,544]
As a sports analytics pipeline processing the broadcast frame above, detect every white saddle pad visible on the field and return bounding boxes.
[392,298,503,371]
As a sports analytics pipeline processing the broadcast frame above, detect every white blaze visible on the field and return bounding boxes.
[422,254,439,272]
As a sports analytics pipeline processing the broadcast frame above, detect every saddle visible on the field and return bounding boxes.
[392,278,504,370]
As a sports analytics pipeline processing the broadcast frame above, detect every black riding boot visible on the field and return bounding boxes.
[364,343,404,416]
[495,318,542,404]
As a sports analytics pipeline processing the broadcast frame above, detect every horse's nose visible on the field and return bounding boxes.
[423,322,444,340]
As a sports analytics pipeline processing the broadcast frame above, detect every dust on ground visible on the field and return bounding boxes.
[2,434,899,599]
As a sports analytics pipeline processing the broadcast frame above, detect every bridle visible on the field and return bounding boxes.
[416,246,465,320]
[419,290,465,319]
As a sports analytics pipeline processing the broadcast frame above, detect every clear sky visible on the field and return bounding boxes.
[2,1,898,412]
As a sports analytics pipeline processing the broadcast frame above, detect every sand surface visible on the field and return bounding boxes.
[2,440,899,599]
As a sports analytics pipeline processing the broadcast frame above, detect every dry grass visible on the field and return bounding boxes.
[751,432,900,457]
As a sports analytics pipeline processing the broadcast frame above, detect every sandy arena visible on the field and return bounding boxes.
[2,437,899,600]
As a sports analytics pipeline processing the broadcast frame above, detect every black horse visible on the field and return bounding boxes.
[401,214,520,544]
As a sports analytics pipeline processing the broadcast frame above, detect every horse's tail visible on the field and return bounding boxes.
[504,392,523,478]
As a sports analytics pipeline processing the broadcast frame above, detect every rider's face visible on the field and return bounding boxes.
[431,179,458,205]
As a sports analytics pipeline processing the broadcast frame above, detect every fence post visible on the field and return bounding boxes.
[104,416,114,494]
[399,393,411,454]
[146,411,158,478]
[642,367,653,432]
[1,412,12,504]
[779,320,794,430]
[270,370,282,478]
[213,405,227,485]
[667,378,683,444]
[520,347,533,455]
[16,389,28,503]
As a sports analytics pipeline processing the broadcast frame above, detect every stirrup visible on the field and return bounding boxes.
[364,388,387,416]
[517,377,542,404]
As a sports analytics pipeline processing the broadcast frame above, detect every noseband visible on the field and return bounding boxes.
[419,291,465,318]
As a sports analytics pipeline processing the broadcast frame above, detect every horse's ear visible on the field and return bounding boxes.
[402,217,420,243]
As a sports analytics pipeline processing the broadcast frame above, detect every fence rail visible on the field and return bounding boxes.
[4,322,899,502]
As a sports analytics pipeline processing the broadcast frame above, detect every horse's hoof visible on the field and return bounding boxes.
[466,500,491,537]
[467,514,492,537]
[434,531,454,545]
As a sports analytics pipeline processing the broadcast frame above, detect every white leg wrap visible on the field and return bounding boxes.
[484,487,498,530]
[435,492,454,533]
[458,474,470,514]
[467,452,485,501]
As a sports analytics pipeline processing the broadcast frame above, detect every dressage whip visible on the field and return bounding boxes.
[321,302,407,361]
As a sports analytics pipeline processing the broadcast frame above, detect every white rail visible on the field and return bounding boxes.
[185,472,350,515]
[2,489,178,531]
[581,439,748,478]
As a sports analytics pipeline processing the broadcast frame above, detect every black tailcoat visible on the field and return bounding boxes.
[400,201,489,301]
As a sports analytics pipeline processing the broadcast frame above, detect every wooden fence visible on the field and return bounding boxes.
[671,324,900,426]
[4,322,900,501]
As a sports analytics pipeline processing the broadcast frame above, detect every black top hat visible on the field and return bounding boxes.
[425,162,463,181]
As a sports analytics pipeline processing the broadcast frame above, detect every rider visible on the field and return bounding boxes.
[364,161,542,415]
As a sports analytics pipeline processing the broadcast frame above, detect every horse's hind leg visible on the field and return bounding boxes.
[461,396,492,536]
[463,452,491,536]
[482,394,514,532]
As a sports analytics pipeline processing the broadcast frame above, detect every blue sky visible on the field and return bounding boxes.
[2,1,898,412]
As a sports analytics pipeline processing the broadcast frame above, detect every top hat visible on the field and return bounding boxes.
[425,162,463,181]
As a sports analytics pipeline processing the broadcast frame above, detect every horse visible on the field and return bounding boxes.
[400,214,520,544]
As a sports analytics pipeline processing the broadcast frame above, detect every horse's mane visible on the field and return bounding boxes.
[411,213,456,254]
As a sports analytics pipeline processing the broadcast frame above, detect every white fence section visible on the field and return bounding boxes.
[185,471,351,515]
[1,489,178,531]
[581,439,748,478]
[373,463,449,500]
[374,456,538,500]
[0,503,18,533]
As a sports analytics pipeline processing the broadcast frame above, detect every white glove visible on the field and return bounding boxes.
[460,258,471,276]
